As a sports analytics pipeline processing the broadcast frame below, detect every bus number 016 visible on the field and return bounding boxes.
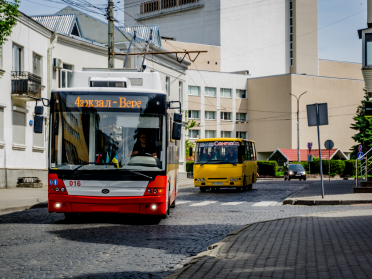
[69,181,81,186]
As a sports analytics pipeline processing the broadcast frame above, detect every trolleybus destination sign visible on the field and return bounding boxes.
[66,95,149,109]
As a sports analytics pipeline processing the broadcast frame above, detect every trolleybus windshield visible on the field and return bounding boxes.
[49,92,166,172]
[194,141,244,164]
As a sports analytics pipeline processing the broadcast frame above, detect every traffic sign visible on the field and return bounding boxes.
[358,152,363,160]
[307,142,313,151]
[308,155,313,162]
[359,145,363,152]
[324,140,334,150]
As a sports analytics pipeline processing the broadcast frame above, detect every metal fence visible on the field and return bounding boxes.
[11,71,42,99]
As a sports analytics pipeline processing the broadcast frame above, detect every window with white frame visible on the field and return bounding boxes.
[236,89,247,99]
[189,130,199,138]
[220,88,232,98]
[188,110,200,119]
[33,53,42,77]
[220,112,232,121]
[13,111,26,145]
[205,87,216,97]
[236,132,247,139]
[205,111,216,120]
[179,81,183,104]
[236,113,247,121]
[12,44,23,72]
[188,86,200,96]
[221,131,231,138]
[166,76,170,96]
[0,108,3,142]
[59,64,73,88]
[205,130,216,138]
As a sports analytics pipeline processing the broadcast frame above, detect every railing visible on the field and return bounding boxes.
[140,0,199,14]
[11,71,42,99]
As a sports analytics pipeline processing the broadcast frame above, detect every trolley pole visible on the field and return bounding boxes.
[289,91,308,162]
[108,0,115,68]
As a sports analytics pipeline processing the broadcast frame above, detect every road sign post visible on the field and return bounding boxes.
[307,103,329,199]
[325,140,334,182]
[308,143,313,178]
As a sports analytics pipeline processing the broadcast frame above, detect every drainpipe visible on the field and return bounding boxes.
[46,32,58,176]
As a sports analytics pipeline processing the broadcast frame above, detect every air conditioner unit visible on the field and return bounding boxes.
[53,58,63,69]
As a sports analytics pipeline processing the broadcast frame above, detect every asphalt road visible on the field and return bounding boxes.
[0,182,364,279]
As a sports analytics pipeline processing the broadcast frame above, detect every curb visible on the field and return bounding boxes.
[283,199,372,206]
[0,201,48,214]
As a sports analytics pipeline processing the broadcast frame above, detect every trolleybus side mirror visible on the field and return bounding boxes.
[189,147,193,157]
[173,113,182,123]
[172,122,182,140]
[33,106,44,134]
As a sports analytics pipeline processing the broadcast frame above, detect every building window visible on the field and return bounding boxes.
[236,113,247,121]
[221,131,231,138]
[166,76,170,96]
[205,111,216,120]
[33,53,42,77]
[12,44,23,72]
[220,88,232,98]
[205,87,216,97]
[188,110,200,119]
[189,130,199,139]
[205,130,216,138]
[236,132,247,139]
[236,90,246,99]
[179,81,183,104]
[220,112,232,121]
[33,123,44,147]
[0,108,3,142]
[59,64,73,88]
[366,34,372,66]
[13,111,26,145]
[188,86,200,96]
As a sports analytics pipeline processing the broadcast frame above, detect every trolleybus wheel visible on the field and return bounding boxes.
[200,187,206,192]
[64,213,77,221]
[161,199,170,219]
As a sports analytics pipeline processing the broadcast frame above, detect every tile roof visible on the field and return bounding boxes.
[270,148,348,162]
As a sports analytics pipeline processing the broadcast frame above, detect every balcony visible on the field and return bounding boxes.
[138,0,203,20]
[11,71,42,101]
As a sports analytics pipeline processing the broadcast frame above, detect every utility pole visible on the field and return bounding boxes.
[108,0,115,68]
[289,91,308,162]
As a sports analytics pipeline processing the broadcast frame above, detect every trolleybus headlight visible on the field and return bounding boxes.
[61,187,65,192]
[55,186,59,192]
[50,187,54,191]
[147,189,152,194]
[153,189,158,194]
[151,204,157,210]
[198,179,201,182]
[235,178,238,182]
[55,202,62,209]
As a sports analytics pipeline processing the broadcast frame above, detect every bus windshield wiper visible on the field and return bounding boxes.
[61,162,115,178]
[118,168,153,180]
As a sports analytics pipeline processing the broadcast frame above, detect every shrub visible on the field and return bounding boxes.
[186,161,194,173]
[344,160,357,176]
[291,159,345,176]
[258,161,277,176]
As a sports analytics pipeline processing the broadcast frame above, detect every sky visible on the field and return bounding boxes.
[18,0,367,64]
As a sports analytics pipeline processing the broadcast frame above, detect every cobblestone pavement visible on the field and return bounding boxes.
[1,182,371,279]
[286,181,356,198]
[168,209,372,279]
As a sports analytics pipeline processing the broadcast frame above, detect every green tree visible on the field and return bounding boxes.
[185,111,200,160]
[0,0,21,57]
[350,88,372,158]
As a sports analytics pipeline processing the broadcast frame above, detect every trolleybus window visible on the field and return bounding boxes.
[50,92,166,172]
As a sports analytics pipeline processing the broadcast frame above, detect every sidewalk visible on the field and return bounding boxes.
[0,187,48,214]
[283,181,372,205]
[166,208,372,279]
[178,178,194,188]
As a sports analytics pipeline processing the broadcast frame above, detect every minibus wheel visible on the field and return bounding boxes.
[200,187,206,192]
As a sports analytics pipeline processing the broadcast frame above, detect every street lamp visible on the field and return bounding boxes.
[289,91,308,162]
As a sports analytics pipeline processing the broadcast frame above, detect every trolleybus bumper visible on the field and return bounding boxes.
[48,194,167,215]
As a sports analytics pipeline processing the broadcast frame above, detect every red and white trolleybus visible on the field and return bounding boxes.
[35,70,182,219]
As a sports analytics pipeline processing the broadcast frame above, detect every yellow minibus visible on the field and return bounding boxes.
[193,138,257,192]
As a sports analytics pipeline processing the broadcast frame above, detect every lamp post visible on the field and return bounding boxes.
[290,92,308,162]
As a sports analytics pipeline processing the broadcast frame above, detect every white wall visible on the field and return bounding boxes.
[124,0,221,46]
[220,0,290,77]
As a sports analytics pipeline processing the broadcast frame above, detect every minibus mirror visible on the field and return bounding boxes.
[34,106,43,115]
[173,113,182,123]
[172,122,182,140]
[189,147,193,156]
[34,116,43,133]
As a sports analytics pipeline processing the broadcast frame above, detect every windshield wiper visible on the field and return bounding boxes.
[61,162,116,178]
[118,169,153,180]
